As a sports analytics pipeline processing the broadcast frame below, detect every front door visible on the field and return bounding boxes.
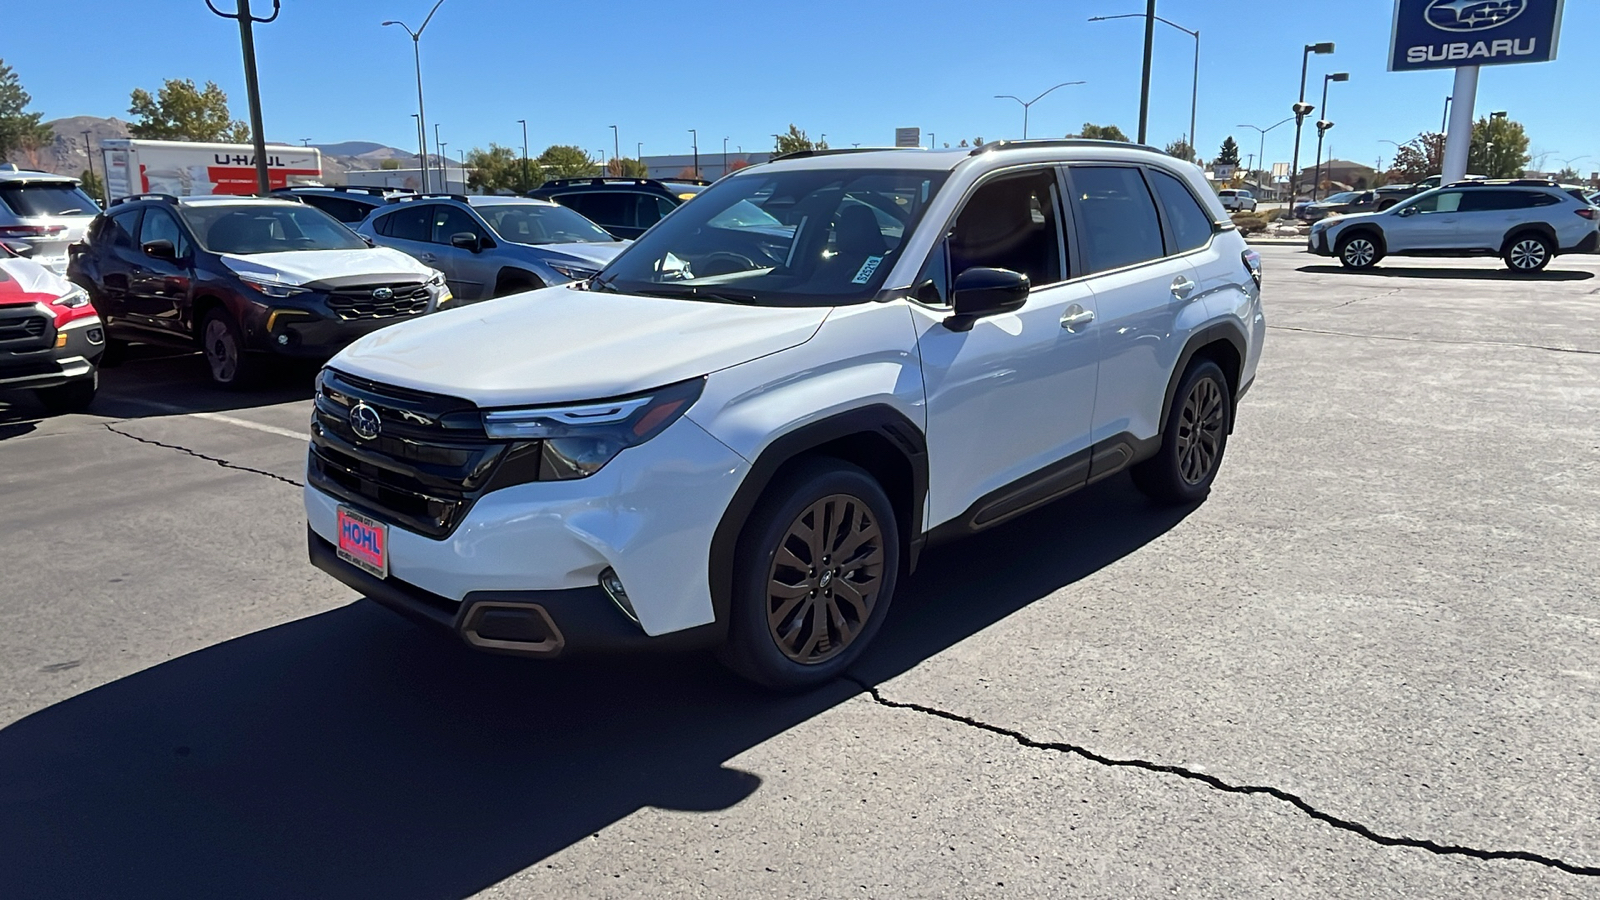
[911,166,1101,530]
[1390,189,1467,251]
[128,207,193,339]
[428,204,493,299]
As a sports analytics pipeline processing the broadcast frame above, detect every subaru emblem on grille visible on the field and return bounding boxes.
[371,287,395,301]
[349,401,382,441]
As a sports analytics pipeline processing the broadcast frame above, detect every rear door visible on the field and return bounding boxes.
[127,206,194,338]
[91,209,144,335]
[370,203,439,267]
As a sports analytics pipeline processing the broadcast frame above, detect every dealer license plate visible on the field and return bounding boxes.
[337,506,388,579]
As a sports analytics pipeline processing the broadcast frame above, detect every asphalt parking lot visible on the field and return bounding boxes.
[1,245,1597,898]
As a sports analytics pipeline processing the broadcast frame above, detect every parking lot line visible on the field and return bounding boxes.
[109,398,307,441]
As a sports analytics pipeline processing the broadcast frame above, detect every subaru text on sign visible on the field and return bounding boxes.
[1389,0,1565,71]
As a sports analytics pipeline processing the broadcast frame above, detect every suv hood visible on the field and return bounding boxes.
[221,247,434,288]
[329,286,829,407]
[0,256,73,300]
[519,241,627,268]
[1319,210,1386,229]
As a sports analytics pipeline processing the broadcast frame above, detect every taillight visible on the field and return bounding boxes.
[1241,249,1262,288]
[1576,208,1597,220]
[0,224,66,238]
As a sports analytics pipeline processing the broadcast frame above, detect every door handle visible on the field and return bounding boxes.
[1171,276,1196,300]
[1060,304,1095,332]
[419,253,437,262]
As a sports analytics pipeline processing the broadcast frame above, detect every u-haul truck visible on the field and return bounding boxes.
[101,139,322,200]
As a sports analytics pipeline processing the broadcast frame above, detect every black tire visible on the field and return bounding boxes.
[198,308,262,390]
[1132,359,1232,506]
[1336,232,1381,269]
[494,273,544,297]
[1377,200,1400,211]
[718,458,900,691]
[35,371,98,414]
[1503,232,1553,273]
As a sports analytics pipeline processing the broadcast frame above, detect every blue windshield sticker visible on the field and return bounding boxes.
[852,255,884,284]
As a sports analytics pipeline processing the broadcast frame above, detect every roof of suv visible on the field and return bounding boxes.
[110,193,304,209]
[750,140,1177,175]
[381,193,561,209]
[528,177,707,200]
[0,167,79,185]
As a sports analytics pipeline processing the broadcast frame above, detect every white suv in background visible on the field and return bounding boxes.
[1218,189,1257,212]
[0,167,102,274]
[1310,180,1600,272]
[304,141,1266,689]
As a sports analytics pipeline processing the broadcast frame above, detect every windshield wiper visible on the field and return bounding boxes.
[629,284,760,305]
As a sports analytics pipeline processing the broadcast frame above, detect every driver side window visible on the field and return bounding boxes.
[1409,191,1462,215]
[947,169,1065,289]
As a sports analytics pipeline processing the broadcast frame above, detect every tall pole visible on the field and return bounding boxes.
[434,123,444,189]
[689,129,698,177]
[1441,96,1453,135]
[518,119,529,190]
[1290,42,1334,201]
[1311,73,1348,201]
[610,125,619,174]
[1441,67,1479,184]
[383,1,447,195]
[81,131,102,206]
[1137,0,1156,143]
[206,0,279,195]
[995,81,1085,141]
[722,137,728,177]
[1188,29,1199,161]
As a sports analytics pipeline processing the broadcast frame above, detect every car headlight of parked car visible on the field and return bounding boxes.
[49,285,99,327]
[480,378,704,479]
[239,272,310,299]
[546,262,600,283]
[427,270,454,306]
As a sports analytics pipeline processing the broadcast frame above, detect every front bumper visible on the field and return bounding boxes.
[1308,229,1333,256]
[304,414,751,648]
[245,285,446,358]
[0,314,103,391]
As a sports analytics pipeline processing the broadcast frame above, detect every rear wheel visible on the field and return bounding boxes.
[719,459,899,691]
[1337,233,1381,269]
[1504,233,1553,273]
[35,371,98,414]
[200,308,261,389]
[1132,359,1232,506]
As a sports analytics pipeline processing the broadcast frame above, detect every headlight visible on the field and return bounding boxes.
[52,286,91,309]
[481,378,704,479]
[239,272,310,299]
[547,262,599,283]
[48,285,97,327]
[427,271,447,287]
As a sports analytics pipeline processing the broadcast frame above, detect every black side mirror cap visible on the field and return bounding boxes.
[142,239,177,260]
[450,232,482,252]
[944,267,1030,332]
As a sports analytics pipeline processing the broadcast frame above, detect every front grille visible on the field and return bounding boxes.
[308,369,535,539]
[0,311,51,351]
[325,282,431,320]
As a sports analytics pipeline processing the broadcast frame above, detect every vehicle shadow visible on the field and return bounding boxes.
[1296,264,1594,282]
[0,476,1193,899]
[91,343,318,420]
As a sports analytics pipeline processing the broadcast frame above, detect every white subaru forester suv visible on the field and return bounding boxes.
[304,141,1266,689]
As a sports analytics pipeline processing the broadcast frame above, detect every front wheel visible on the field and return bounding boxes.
[1337,233,1381,269]
[1132,359,1232,506]
[1504,233,1553,273]
[719,459,899,691]
[200,308,262,390]
[35,372,98,414]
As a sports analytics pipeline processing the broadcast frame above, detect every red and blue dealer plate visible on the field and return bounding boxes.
[336,506,389,579]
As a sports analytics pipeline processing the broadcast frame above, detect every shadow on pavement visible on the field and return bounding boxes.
[0,476,1193,898]
[1296,264,1594,282]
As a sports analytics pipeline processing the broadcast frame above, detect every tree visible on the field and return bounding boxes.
[0,60,53,163]
[1164,138,1195,162]
[379,158,402,170]
[465,143,533,193]
[1555,166,1581,183]
[726,158,752,173]
[128,79,249,142]
[1073,123,1129,142]
[78,169,103,203]
[1387,132,1446,183]
[773,124,826,155]
[1467,115,1530,178]
[1214,136,1241,167]
[536,144,597,181]
[607,157,649,177]
[973,136,984,148]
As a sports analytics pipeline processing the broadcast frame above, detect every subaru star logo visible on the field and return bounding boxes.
[371,287,395,301]
[1425,0,1527,32]
[349,401,382,441]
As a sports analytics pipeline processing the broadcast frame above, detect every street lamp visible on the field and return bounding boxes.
[206,0,280,194]
[689,129,699,178]
[1311,72,1349,201]
[1237,116,1294,190]
[610,124,619,175]
[434,123,444,180]
[1090,12,1199,153]
[517,119,529,191]
[383,0,448,193]
[722,137,729,178]
[994,81,1086,140]
[1290,41,1336,201]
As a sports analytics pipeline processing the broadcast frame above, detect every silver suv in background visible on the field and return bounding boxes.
[1310,179,1600,272]
[1218,189,1256,212]
[0,167,102,275]
[358,194,627,301]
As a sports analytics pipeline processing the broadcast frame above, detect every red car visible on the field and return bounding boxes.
[0,240,104,412]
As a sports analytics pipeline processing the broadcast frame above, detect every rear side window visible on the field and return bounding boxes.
[569,193,630,229]
[300,195,371,224]
[1147,169,1215,253]
[137,208,191,257]
[377,204,433,241]
[1070,166,1165,273]
[104,211,140,249]
[431,205,485,243]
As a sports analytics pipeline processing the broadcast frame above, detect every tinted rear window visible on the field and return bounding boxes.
[0,182,100,217]
[1148,169,1215,253]
[1071,166,1165,273]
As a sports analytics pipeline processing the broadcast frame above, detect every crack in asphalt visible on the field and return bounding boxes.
[103,422,304,487]
[1267,324,1600,356]
[1287,288,1404,315]
[845,677,1600,878]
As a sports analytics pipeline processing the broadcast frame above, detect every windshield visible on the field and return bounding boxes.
[180,203,367,254]
[0,183,100,217]
[1323,192,1360,204]
[476,204,614,244]
[596,168,949,307]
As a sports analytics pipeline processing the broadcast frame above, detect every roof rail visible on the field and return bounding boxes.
[1442,178,1558,188]
[969,138,1166,157]
[109,192,181,207]
[387,192,472,204]
[534,176,671,190]
[772,147,917,162]
[663,176,713,185]
[276,185,412,196]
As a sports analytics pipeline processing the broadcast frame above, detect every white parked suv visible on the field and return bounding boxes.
[304,141,1266,688]
[1218,188,1257,212]
[1310,180,1600,272]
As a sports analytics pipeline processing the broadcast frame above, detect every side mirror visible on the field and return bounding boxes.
[359,233,375,247]
[944,267,1029,332]
[142,239,177,259]
[450,232,482,252]
[2,240,34,259]
[1396,206,1418,217]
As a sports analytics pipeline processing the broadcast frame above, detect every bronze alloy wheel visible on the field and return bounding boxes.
[765,493,886,665]
[1176,375,1226,485]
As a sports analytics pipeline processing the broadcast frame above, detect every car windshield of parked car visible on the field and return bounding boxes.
[181,203,367,255]
[0,182,100,217]
[595,168,948,307]
[1323,191,1361,204]
[476,204,615,244]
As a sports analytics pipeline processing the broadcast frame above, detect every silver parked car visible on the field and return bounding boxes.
[0,167,102,274]
[357,194,626,301]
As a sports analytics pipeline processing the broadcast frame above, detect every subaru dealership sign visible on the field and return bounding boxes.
[1389,0,1564,71]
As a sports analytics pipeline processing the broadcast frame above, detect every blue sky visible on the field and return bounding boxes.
[7,0,1597,173]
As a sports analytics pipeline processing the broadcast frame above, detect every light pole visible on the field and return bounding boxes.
[1290,42,1336,200]
[1090,12,1198,154]
[434,123,444,185]
[517,119,529,191]
[994,81,1086,140]
[80,130,103,206]
[689,129,699,177]
[722,136,728,177]
[929,132,936,150]
[383,0,448,194]
[820,133,827,148]
[1441,96,1453,135]
[300,137,311,146]
[610,124,619,175]
[1237,116,1294,194]
[410,113,423,184]
[206,0,279,195]
[1311,72,1349,201]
